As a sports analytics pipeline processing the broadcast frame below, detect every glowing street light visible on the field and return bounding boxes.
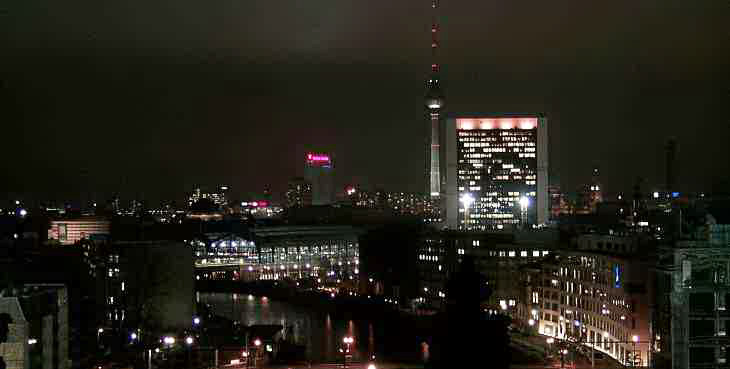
[632,335,639,343]
[130,332,137,340]
[185,336,194,345]
[528,319,535,326]
[519,196,530,209]
[163,336,175,345]
[459,193,475,229]
[193,317,201,325]
[254,338,262,347]
[519,196,529,227]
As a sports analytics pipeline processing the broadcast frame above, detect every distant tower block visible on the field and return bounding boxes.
[304,153,334,205]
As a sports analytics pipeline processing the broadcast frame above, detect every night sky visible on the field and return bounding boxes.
[2,0,728,204]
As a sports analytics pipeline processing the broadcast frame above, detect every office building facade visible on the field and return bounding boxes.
[187,186,229,209]
[444,114,549,230]
[190,226,360,283]
[304,153,334,206]
[285,177,313,208]
[48,217,111,245]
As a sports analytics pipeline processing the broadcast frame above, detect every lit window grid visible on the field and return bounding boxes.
[456,129,538,230]
[528,255,641,365]
[193,237,359,280]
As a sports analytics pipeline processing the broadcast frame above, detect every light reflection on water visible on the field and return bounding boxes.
[199,292,377,363]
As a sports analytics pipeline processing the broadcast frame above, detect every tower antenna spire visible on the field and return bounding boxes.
[425,0,444,198]
[431,0,439,74]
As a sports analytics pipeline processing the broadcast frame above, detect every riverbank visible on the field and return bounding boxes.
[197,281,433,364]
[196,280,423,323]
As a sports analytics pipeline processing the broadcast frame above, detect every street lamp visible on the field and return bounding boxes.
[459,193,475,230]
[97,328,104,347]
[193,317,201,325]
[253,338,262,367]
[185,336,194,345]
[519,196,529,227]
[632,335,639,367]
[342,336,354,368]
[528,319,535,326]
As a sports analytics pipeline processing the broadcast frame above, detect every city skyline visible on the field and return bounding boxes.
[2,0,727,203]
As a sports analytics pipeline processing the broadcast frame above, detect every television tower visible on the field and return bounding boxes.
[425,0,444,198]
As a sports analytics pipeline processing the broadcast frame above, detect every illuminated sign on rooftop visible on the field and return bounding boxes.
[456,117,538,130]
[306,153,331,163]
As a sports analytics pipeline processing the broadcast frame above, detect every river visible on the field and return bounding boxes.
[197,292,426,364]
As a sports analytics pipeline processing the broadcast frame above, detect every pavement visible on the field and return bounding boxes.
[266,363,417,369]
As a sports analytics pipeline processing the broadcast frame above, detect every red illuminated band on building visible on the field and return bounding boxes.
[306,153,331,163]
[456,118,538,131]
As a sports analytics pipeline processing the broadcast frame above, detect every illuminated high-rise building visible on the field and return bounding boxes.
[187,186,229,208]
[286,177,312,208]
[304,153,334,205]
[576,168,603,214]
[425,0,444,198]
[444,114,549,230]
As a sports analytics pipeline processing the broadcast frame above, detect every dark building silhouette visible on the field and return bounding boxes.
[426,255,510,368]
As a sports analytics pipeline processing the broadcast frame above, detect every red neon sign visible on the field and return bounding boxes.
[306,153,330,162]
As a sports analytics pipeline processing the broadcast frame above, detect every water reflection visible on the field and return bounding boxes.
[199,293,373,362]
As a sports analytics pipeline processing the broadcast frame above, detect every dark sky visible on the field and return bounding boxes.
[1,0,728,204]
